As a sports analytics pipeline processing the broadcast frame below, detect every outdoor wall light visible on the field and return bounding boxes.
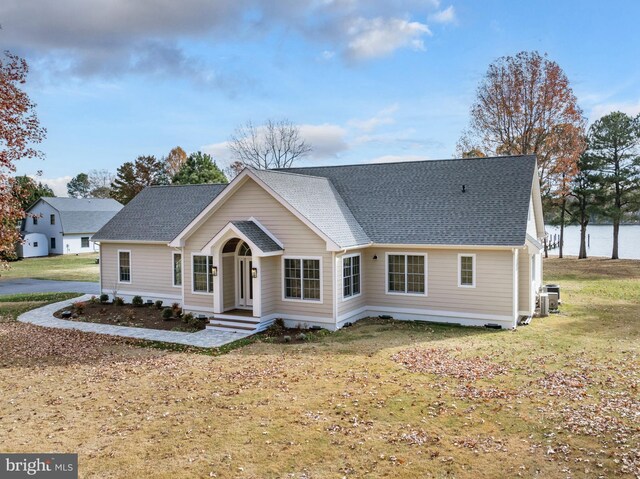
[251,267,258,278]
[211,266,218,276]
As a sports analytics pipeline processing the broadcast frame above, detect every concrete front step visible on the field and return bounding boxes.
[207,314,260,333]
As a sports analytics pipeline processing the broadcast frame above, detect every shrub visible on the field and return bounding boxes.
[274,318,285,329]
[296,332,307,341]
[73,301,86,314]
[132,295,143,307]
[162,308,173,320]
[89,295,97,304]
[182,313,194,324]
[171,302,180,311]
[283,335,291,343]
[99,293,109,304]
[114,296,124,306]
[154,300,163,310]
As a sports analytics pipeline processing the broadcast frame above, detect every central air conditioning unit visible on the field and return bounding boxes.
[539,292,549,317]
[548,292,559,312]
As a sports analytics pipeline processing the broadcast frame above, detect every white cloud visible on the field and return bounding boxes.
[345,17,431,60]
[298,124,349,160]
[428,5,456,24]
[201,141,235,166]
[348,103,398,132]
[32,176,72,196]
[590,100,640,122]
[367,154,429,164]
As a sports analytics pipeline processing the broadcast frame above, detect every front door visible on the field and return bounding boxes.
[237,242,253,308]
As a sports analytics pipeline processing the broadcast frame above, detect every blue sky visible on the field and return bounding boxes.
[3,0,639,195]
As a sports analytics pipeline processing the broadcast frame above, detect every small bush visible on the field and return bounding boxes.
[73,301,86,314]
[182,313,195,324]
[89,295,97,304]
[162,308,173,320]
[154,300,163,310]
[274,318,285,329]
[114,296,125,306]
[296,332,307,341]
[99,293,109,304]
[283,335,292,343]
[171,302,180,311]
[132,295,143,307]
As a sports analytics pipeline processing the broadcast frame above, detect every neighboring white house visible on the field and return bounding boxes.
[93,155,545,333]
[21,197,123,256]
[16,232,48,258]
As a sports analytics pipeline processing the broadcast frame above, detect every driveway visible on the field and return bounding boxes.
[0,278,99,296]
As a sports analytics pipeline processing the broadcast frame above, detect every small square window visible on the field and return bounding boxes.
[81,237,90,248]
[33,241,38,247]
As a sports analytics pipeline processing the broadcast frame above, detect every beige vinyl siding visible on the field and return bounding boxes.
[100,242,180,298]
[260,256,278,316]
[223,255,235,310]
[518,249,532,314]
[337,249,367,318]
[364,247,514,317]
[183,177,333,320]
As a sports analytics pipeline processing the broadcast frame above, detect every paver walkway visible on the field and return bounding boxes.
[17,294,251,348]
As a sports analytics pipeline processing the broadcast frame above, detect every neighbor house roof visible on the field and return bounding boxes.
[230,220,283,253]
[282,155,537,247]
[33,197,123,234]
[92,184,227,242]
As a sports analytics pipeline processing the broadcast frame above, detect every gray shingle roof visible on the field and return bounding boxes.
[35,197,123,234]
[92,184,227,242]
[251,169,371,248]
[282,155,537,246]
[231,221,283,253]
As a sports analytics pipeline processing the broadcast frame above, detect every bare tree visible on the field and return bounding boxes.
[229,119,312,169]
[88,169,115,198]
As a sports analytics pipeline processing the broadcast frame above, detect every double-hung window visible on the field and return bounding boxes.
[81,237,90,248]
[118,251,131,283]
[193,255,213,293]
[458,254,476,287]
[342,254,361,299]
[284,257,321,301]
[173,253,182,287]
[50,214,55,225]
[387,253,426,294]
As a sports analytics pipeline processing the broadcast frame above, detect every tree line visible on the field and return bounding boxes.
[458,51,640,260]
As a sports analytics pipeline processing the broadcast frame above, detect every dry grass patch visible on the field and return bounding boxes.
[0,258,638,478]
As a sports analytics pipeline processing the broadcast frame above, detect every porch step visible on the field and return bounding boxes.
[206,314,261,333]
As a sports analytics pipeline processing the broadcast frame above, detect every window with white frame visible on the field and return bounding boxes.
[118,251,131,283]
[342,254,361,299]
[458,254,476,287]
[284,257,321,301]
[173,253,182,287]
[193,255,213,293]
[387,254,426,294]
[81,237,90,248]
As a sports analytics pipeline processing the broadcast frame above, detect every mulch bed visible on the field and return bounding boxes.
[53,301,207,332]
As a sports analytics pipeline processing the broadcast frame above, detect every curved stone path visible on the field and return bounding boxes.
[17,294,251,348]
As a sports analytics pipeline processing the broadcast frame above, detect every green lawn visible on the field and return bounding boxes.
[0,253,99,282]
[0,292,81,322]
[0,258,637,478]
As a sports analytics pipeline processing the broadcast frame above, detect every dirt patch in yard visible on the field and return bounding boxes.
[53,300,207,332]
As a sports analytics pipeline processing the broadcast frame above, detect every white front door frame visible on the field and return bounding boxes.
[236,252,254,309]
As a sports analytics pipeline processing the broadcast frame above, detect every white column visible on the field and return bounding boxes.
[213,246,223,314]
[252,256,261,318]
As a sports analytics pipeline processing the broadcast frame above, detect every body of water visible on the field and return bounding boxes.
[545,224,640,259]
